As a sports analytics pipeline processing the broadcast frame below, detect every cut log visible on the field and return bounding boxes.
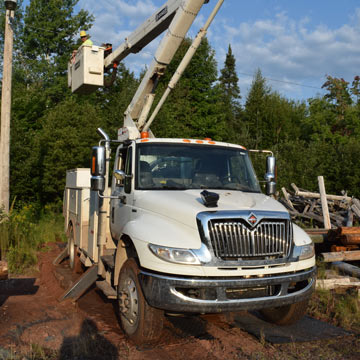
[332,262,360,279]
[337,226,360,235]
[352,198,360,209]
[318,176,331,229]
[281,187,295,210]
[351,204,360,218]
[291,183,300,194]
[291,188,352,202]
[316,278,360,290]
[305,211,326,223]
[0,261,8,280]
[341,234,360,245]
[321,250,360,262]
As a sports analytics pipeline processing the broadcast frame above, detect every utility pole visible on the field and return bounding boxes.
[0,0,17,212]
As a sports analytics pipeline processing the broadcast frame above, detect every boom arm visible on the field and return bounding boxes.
[117,0,210,140]
[104,0,184,70]
[68,0,221,140]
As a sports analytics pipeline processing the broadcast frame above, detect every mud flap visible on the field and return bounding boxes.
[52,247,68,266]
[58,265,98,302]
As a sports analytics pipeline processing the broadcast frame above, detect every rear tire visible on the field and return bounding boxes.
[260,299,309,325]
[117,258,164,344]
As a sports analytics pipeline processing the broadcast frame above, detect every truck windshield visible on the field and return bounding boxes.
[136,143,261,192]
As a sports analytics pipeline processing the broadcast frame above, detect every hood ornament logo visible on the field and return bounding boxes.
[247,213,258,227]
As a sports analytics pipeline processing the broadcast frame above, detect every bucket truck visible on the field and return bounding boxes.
[64,0,316,344]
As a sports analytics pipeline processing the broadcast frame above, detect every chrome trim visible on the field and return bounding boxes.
[139,267,316,313]
[197,210,293,266]
[141,267,314,285]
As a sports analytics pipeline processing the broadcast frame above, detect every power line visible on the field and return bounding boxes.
[238,72,324,91]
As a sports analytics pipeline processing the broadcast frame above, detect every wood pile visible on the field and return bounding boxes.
[316,270,360,291]
[280,182,360,229]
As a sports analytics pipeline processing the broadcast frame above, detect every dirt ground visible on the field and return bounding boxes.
[0,243,359,360]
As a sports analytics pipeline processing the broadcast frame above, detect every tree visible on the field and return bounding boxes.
[219,45,241,108]
[152,37,226,140]
[8,0,94,205]
[244,69,271,148]
[321,75,353,134]
[29,98,105,204]
[94,63,139,139]
[218,44,242,143]
[21,0,93,83]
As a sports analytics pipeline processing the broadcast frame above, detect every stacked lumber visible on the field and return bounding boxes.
[280,182,360,229]
[316,270,360,291]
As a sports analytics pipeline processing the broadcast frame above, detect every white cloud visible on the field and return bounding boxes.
[214,9,360,99]
[78,0,157,44]
[75,1,360,100]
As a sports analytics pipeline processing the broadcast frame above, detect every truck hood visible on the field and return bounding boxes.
[134,190,288,230]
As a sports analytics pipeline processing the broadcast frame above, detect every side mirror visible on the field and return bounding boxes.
[91,146,106,192]
[264,156,276,195]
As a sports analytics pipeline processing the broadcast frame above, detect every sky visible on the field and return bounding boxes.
[31,1,360,102]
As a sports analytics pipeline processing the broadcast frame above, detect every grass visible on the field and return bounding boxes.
[0,203,65,274]
[308,288,360,332]
[0,344,58,360]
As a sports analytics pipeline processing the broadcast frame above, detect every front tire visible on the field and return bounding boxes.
[260,299,309,325]
[117,258,164,344]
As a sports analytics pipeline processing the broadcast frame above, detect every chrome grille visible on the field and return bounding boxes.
[208,219,292,260]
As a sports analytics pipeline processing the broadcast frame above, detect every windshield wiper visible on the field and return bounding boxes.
[158,185,187,190]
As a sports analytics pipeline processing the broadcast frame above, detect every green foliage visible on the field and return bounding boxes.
[218,44,242,143]
[0,204,65,273]
[31,97,105,204]
[244,69,272,148]
[2,0,360,213]
[219,45,241,103]
[152,37,227,141]
[22,0,94,80]
[308,289,360,331]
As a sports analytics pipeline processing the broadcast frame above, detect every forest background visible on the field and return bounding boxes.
[0,0,360,269]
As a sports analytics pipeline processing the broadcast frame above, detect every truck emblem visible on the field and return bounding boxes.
[247,213,258,226]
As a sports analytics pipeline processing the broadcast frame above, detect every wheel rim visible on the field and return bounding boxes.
[119,277,139,327]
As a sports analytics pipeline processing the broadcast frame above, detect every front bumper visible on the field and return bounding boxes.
[139,267,316,313]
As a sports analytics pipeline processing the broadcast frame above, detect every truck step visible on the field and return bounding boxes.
[96,280,117,299]
[58,265,98,302]
[101,255,115,270]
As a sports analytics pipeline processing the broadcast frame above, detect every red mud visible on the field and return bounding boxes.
[0,243,357,359]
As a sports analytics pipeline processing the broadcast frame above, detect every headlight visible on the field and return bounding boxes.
[149,244,202,265]
[293,243,315,260]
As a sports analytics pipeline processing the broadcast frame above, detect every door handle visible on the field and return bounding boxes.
[119,195,127,204]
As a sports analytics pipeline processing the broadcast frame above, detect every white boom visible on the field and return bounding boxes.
[117,0,212,141]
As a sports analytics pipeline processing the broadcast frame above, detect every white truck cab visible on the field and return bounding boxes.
[64,0,316,344]
[65,135,315,343]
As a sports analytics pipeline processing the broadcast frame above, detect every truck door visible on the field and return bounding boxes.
[110,144,134,241]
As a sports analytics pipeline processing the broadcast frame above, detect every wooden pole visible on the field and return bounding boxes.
[0,7,15,213]
[291,183,352,202]
[318,176,331,229]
